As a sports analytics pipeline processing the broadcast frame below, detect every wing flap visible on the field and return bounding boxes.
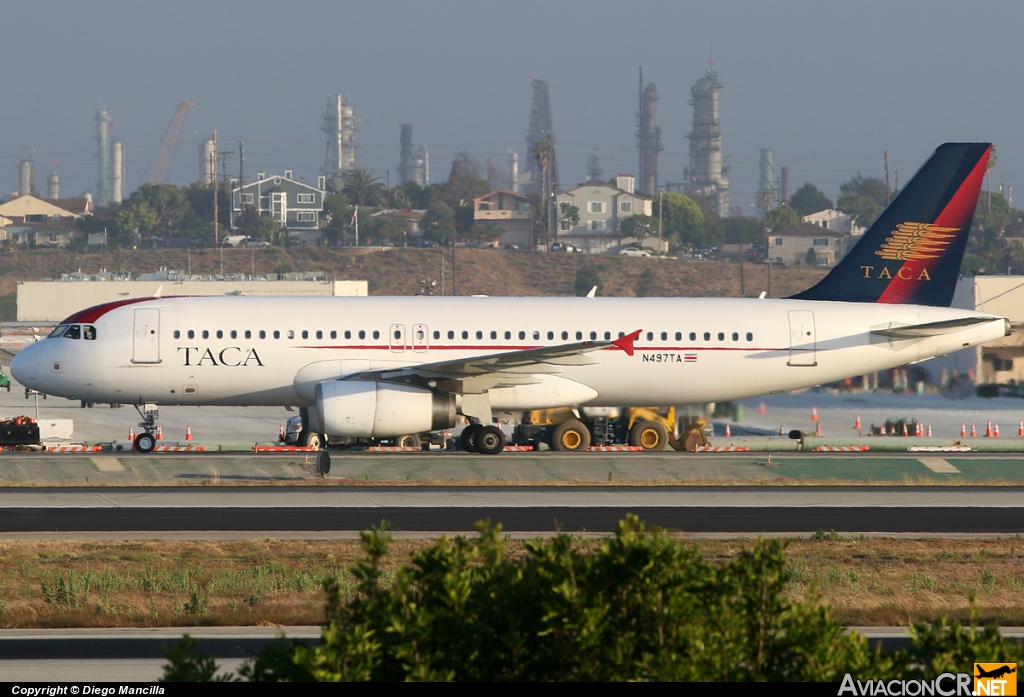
[871,316,1000,339]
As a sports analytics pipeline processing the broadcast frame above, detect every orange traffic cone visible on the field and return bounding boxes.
[1018,419,1024,437]
[758,401,766,414]
[901,422,908,437]
[985,420,993,437]
[995,423,1001,438]
[815,421,822,437]
[961,423,967,437]
[811,407,819,422]
[971,423,977,437]
[778,426,784,436]
[927,424,932,437]
[185,425,193,441]
[156,425,163,441]
[279,424,285,440]
[725,423,731,437]
[129,426,134,442]
[854,414,862,429]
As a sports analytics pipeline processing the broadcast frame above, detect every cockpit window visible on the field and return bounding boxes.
[83,325,97,340]
[48,325,68,338]
[63,325,81,340]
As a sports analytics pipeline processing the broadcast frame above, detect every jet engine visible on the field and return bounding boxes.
[315,380,456,438]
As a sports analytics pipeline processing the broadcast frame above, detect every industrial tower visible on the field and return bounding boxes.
[95,106,112,205]
[684,69,730,217]
[756,149,776,217]
[636,70,663,196]
[397,125,428,187]
[525,78,558,195]
[321,95,356,191]
[16,158,35,197]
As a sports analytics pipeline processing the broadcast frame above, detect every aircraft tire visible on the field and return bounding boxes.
[316,450,331,477]
[476,426,506,455]
[305,432,324,450]
[550,419,591,452]
[629,420,668,451]
[396,433,422,449]
[134,432,156,454]
[461,424,482,452]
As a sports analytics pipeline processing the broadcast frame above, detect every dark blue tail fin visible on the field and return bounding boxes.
[790,143,991,306]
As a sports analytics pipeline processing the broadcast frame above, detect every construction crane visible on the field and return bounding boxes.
[148,101,194,184]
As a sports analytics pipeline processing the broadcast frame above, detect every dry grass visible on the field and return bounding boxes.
[1,537,1023,628]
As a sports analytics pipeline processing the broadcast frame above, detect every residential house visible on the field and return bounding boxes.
[368,208,426,245]
[472,190,533,247]
[230,171,326,244]
[767,223,847,266]
[0,194,90,247]
[554,175,652,253]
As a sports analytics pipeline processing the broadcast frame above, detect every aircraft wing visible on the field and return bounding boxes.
[346,330,641,392]
[871,316,1002,340]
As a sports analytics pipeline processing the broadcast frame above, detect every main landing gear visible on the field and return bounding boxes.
[460,422,506,455]
[132,403,160,454]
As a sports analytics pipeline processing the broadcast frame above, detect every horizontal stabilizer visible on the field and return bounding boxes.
[871,316,1002,340]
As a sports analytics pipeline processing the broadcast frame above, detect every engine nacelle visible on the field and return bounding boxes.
[315,380,456,438]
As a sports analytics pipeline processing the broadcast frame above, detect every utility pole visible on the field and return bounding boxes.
[212,130,218,248]
[884,150,891,204]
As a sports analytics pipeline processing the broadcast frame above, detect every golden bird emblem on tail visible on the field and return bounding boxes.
[875,222,959,261]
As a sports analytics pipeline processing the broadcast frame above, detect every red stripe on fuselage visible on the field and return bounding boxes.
[60,296,178,324]
[877,146,990,304]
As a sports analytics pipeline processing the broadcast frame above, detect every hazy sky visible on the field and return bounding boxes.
[4,1,1023,212]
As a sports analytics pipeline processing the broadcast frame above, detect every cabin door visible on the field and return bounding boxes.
[132,308,161,364]
[787,310,816,366]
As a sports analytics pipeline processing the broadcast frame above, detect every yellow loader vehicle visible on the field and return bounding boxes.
[511,406,711,452]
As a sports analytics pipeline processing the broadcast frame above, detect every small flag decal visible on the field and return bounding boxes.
[684,353,697,362]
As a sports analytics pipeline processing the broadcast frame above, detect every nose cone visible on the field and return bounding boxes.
[10,342,41,387]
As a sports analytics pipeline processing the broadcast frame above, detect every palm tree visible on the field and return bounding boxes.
[532,138,554,250]
[342,168,386,207]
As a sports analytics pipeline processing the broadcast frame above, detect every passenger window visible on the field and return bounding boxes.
[417,329,425,340]
[605,332,611,340]
[230,330,237,339]
[359,330,365,339]
[533,331,540,340]
[244,330,251,339]
[562,331,568,340]
[490,331,497,340]
[661,332,667,341]
[202,330,209,339]
[395,329,402,340]
[316,330,322,339]
[476,331,483,340]
[433,330,440,339]
[462,330,469,340]
[746,332,753,342]
[448,330,454,339]
[618,332,625,338]
[188,330,195,339]
[703,332,710,341]
[646,332,653,341]
[216,330,223,339]
[675,332,681,341]
[690,332,696,341]
[372,330,380,340]
[329,330,335,339]
[274,331,281,339]
[173,330,180,339]
[548,331,554,340]
[258,330,265,339]
[590,331,597,340]
[505,331,511,340]
[287,330,295,339]
[303,330,310,339]
[732,332,739,341]
[83,325,96,340]
[345,330,351,339]
[575,331,582,340]
[718,332,725,341]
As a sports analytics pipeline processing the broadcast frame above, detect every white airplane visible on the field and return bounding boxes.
[10,143,1008,460]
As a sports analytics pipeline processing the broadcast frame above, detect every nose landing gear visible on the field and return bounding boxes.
[132,403,160,454]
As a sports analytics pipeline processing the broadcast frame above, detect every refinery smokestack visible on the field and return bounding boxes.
[684,70,729,217]
[95,107,112,205]
[321,95,356,191]
[17,158,33,197]
[199,138,215,184]
[46,171,59,199]
[508,151,519,193]
[111,140,124,203]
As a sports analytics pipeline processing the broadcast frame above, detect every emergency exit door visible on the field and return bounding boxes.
[787,310,816,366]
[132,308,161,364]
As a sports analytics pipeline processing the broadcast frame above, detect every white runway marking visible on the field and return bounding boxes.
[90,457,125,472]
[918,457,960,473]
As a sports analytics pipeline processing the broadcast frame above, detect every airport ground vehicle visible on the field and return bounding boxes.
[0,370,9,391]
[10,144,1008,455]
[510,406,710,452]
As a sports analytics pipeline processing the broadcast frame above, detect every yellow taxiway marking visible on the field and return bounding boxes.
[918,457,960,473]
[90,457,125,472]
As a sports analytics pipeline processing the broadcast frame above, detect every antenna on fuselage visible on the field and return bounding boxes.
[153,285,163,298]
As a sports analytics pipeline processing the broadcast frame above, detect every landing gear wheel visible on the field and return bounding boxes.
[461,424,482,452]
[396,434,422,449]
[629,420,669,451]
[303,432,324,450]
[550,419,591,452]
[476,425,506,455]
[134,432,156,454]
[316,450,331,477]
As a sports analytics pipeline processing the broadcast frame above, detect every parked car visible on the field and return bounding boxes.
[504,243,527,250]
[618,247,651,257]
[551,242,579,252]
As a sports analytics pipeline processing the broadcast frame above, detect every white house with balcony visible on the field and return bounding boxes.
[555,175,652,253]
[230,170,326,243]
[801,208,864,236]
[472,190,534,246]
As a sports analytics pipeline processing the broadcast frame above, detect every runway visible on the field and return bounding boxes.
[2,485,1023,534]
